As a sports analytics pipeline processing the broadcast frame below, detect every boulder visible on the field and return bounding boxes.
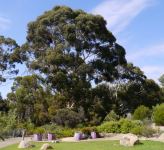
[40,143,53,150]
[18,140,33,148]
[120,134,139,146]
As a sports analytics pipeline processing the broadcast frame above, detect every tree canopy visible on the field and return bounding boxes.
[20,6,128,109]
[0,36,22,83]
[159,74,164,87]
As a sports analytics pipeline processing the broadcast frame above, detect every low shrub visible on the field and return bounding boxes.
[133,105,151,121]
[119,119,142,133]
[33,127,45,134]
[131,126,156,137]
[40,124,59,134]
[141,126,156,137]
[40,124,74,138]
[97,121,120,133]
[56,128,75,138]
[131,126,144,135]
[97,119,145,134]
[153,103,164,125]
[97,118,156,137]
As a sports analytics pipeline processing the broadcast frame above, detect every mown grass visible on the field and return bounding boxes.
[1,140,164,150]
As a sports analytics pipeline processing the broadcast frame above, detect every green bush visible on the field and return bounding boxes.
[97,118,156,137]
[141,127,156,137]
[97,119,143,134]
[58,128,75,138]
[131,126,156,137]
[153,103,164,125]
[119,119,134,133]
[131,126,144,135]
[104,110,119,122]
[33,127,45,134]
[133,105,151,120]
[119,119,142,133]
[97,121,120,133]
[40,124,75,138]
[53,109,81,128]
[53,128,75,138]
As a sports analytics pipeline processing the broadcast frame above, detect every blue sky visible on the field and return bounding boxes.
[0,0,164,98]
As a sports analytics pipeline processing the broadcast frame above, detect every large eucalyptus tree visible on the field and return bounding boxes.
[22,6,127,108]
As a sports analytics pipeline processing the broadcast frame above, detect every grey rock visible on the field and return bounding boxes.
[40,143,53,150]
[120,133,139,146]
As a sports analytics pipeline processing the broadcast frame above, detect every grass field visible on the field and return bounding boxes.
[1,140,164,150]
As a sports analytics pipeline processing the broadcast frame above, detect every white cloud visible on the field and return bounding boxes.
[0,16,11,31]
[127,43,164,61]
[92,0,154,34]
[141,65,164,82]
[126,42,164,82]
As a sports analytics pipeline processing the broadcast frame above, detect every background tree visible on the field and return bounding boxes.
[158,74,164,102]
[0,36,22,83]
[159,74,164,87]
[116,79,162,115]
[7,75,50,126]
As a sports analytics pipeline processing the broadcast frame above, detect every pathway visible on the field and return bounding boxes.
[0,137,32,149]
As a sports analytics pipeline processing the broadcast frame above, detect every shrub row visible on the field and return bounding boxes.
[97,119,156,137]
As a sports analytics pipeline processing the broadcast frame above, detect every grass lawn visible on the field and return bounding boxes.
[1,140,164,150]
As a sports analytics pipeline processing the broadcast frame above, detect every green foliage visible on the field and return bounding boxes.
[41,124,74,138]
[116,79,162,116]
[133,105,151,120]
[159,74,164,87]
[97,119,143,134]
[131,126,144,135]
[0,97,9,112]
[33,127,45,134]
[0,36,20,83]
[131,126,156,137]
[56,128,75,138]
[119,119,141,133]
[97,118,156,137]
[141,126,156,137]
[0,110,18,137]
[17,120,35,135]
[153,103,164,125]
[97,121,120,133]
[53,109,82,128]
[87,84,116,125]
[7,75,50,126]
[104,110,119,122]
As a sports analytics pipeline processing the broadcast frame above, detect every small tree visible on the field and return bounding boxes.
[104,110,119,122]
[153,103,164,125]
[133,105,151,121]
